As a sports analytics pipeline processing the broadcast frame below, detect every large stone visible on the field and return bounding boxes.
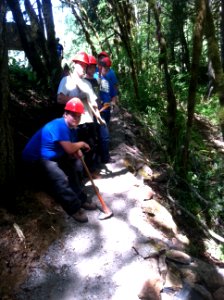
[138,276,163,300]
[166,250,192,265]
[142,199,178,235]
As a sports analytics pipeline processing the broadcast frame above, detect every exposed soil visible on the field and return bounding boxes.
[0,89,224,299]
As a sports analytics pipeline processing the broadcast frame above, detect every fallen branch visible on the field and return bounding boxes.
[13,223,26,248]
[165,190,224,244]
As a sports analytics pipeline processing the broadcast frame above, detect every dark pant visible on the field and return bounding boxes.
[97,111,111,163]
[77,122,100,172]
[97,123,110,163]
[24,157,87,215]
[100,110,111,126]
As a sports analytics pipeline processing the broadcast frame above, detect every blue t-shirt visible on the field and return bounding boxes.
[106,69,118,87]
[95,67,118,96]
[94,73,116,111]
[22,118,77,161]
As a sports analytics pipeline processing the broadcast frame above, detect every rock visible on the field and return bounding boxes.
[166,250,192,265]
[142,199,178,235]
[164,263,183,290]
[128,185,155,201]
[174,282,212,300]
[137,164,153,179]
[133,238,167,259]
[138,277,163,300]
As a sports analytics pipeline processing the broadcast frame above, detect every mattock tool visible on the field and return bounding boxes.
[80,156,113,220]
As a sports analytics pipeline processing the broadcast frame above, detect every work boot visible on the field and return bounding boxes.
[72,208,88,223]
[91,170,102,179]
[82,201,97,210]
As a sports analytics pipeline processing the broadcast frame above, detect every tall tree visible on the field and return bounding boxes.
[168,0,190,72]
[6,0,49,83]
[108,0,140,103]
[182,0,206,172]
[6,0,62,95]
[0,0,15,197]
[221,0,224,70]
[205,0,224,138]
[150,0,177,156]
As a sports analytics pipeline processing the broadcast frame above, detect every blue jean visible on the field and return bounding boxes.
[24,157,87,215]
[101,110,111,126]
[97,123,110,163]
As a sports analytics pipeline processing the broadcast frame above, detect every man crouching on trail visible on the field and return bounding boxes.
[22,98,97,223]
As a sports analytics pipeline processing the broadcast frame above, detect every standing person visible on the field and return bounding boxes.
[94,56,116,163]
[57,51,105,173]
[97,51,119,107]
[85,55,111,165]
[85,55,99,98]
[95,56,116,125]
[22,98,97,223]
[56,38,64,64]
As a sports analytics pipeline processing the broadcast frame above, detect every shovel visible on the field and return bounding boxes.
[80,156,113,220]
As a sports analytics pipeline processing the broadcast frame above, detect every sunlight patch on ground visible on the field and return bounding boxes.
[99,218,137,250]
[86,171,140,195]
[128,206,164,239]
[112,260,151,300]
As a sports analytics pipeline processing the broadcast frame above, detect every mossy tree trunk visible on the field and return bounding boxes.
[205,0,224,139]
[0,0,15,197]
[109,0,140,104]
[182,0,206,173]
[150,0,178,157]
[7,0,62,95]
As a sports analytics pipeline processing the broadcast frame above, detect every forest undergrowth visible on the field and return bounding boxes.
[0,73,224,298]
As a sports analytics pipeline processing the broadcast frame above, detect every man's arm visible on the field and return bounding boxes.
[59,141,90,155]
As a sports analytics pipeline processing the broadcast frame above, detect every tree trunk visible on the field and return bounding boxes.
[24,0,49,67]
[205,0,224,138]
[71,4,97,55]
[42,0,62,95]
[7,0,62,96]
[150,0,178,157]
[6,0,49,85]
[109,0,140,104]
[182,0,206,172]
[220,0,224,70]
[0,0,15,197]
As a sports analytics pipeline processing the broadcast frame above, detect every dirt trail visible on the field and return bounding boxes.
[4,107,223,300]
[12,109,167,300]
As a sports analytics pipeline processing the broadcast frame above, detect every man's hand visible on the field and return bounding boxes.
[81,141,91,152]
[72,150,83,159]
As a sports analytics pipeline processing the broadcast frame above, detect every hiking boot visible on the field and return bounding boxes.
[102,157,116,164]
[82,201,97,210]
[72,208,88,223]
[91,170,102,179]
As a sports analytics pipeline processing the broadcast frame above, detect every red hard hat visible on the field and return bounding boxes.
[64,98,84,114]
[98,51,109,58]
[88,55,97,65]
[72,51,89,64]
[99,57,112,67]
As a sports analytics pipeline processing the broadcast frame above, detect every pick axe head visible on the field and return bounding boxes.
[97,204,113,220]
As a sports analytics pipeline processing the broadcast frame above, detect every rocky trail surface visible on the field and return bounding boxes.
[1,107,224,300]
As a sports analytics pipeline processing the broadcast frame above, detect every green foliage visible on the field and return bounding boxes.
[217,106,224,124]
[9,0,222,259]
[9,57,37,90]
[196,95,220,125]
